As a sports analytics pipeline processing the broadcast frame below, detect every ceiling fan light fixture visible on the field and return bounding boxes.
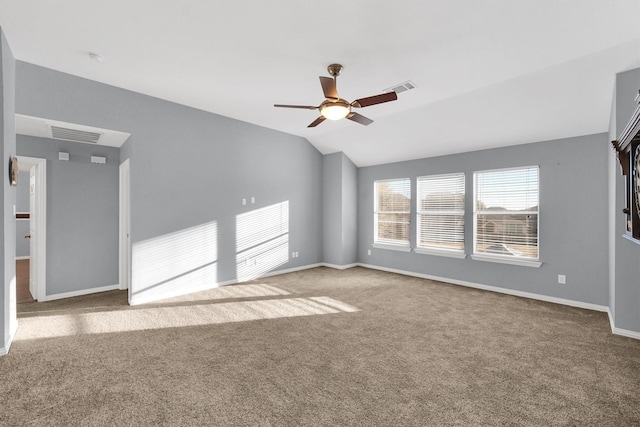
[320,99,351,120]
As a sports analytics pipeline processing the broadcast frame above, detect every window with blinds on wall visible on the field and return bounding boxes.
[416,173,465,254]
[474,166,539,260]
[374,178,411,248]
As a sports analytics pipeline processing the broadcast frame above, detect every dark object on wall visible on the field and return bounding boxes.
[9,156,18,187]
[611,90,640,240]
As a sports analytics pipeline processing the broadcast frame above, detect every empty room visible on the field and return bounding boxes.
[1,1,639,425]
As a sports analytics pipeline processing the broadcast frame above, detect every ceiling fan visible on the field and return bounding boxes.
[274,63,398,128]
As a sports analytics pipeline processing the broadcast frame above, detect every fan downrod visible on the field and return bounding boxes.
[327,63,343,78]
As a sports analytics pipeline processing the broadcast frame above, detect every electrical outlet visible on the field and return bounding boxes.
[242,198,246,205]
[558,274,566,285]
[368,249,371,256]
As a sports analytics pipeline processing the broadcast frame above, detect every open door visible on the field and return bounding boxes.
[28,166,36,298]
[17,156,46,301]
[119,159,131,302]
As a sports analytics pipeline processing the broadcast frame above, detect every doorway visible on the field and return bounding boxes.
[119,158,131,302]
[16,156,46,302]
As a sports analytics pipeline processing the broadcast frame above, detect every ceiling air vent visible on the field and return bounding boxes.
[51,126,102,143]
[384,80,417,94]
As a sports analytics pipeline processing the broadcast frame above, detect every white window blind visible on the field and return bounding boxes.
[474,166,539,259]
[374,178,411,247]
[417,173,465,253]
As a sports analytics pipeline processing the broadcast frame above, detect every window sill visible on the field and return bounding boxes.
[470,254,542,268]
[622,234,640,246]
[414,247,466,259]
[372,243,411,253]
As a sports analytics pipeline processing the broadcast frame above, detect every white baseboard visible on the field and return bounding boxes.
[0,324,17,356]
[129,264,325,306]
[358,263,610,313]
[259,263,325,278]
[358,263,640,341]
[606,308,640,340]
[41,284,121,302]
[15,256,30,261]
[611,325,640,340]
[321,263,359,270]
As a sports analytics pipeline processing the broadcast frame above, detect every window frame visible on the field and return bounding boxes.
[471,166,541,268]
[415,172,466,259]
[373,178,412,252]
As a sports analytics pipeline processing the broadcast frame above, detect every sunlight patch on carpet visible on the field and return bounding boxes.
[15,297,360,341]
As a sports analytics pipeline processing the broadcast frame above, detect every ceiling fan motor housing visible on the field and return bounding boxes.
[327,63,343,77]
[320,98,351,120]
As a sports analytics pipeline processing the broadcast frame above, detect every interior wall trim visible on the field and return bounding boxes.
[358,262,640,341]
[321,263,359,270]
[42,284,121,302]
[358,262,609,312]
[608,308,640,340]
[128,263,327,306]
[0,325,17,356]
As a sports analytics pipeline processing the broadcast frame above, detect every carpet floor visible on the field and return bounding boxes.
[1,266,639,426]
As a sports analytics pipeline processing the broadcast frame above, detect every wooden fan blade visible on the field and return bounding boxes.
[351,91,397,108]
[347,112,373,126]
[320,76,338,100]
[308,116,326,128]
[274,104,318,109]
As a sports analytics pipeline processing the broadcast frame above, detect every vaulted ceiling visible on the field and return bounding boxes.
[1,1,639,166]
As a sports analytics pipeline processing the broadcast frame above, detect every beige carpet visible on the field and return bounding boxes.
[1,267,639,425]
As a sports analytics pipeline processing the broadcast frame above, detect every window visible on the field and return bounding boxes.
[374,178,411,250]
[473,166,539,266]
[416,173,465,256]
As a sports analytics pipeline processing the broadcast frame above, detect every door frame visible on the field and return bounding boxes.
[17,156,46,301]
[119,159,131,298]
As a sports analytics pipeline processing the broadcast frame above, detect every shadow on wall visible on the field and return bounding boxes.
[129,201,290,305]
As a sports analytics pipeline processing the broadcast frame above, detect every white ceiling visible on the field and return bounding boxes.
[1,0,639,166]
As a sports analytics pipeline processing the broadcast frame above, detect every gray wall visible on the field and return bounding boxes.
[342,153,358,264]
[17,136,120,295]
[1,27,16,350]
[612,67,640,332]
[16,62,323,304]
[358,133,610,306]
[15,170,28,258]
[322,152,357,266]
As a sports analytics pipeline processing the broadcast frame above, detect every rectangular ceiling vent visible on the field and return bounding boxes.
[50,126,102,144]
[384,80,417,94]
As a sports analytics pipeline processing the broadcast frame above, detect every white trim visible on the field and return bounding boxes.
[622,234,640,246]
[413,247,466,259]
[357,263,608,312]
[119,159,131,293]
[17,156,46,301]
[470,254,542,268]
[255,263,324,278]
[129,263,326,306]
[372,243,411,252]
[1,322,18,356]
[607,308,640,340]
[41,284,121,302]
[15,256,30,261]
[611,324,640,340]
[321,263,359,270]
